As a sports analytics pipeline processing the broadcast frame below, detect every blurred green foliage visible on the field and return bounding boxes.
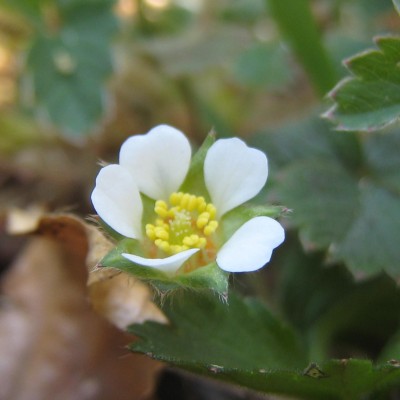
[3,0,117,139]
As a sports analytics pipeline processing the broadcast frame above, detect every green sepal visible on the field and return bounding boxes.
[394,0,400,15]
[221,204,287,241]
[140,193,156,230]
[180,131,215,197]
[99,238,229,295]
[97,218,126,242]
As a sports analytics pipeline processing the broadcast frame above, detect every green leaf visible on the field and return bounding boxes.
[277,237,353,332]
[308,275,400,362]
[279,158,359,250]
[336,183,400,278]
[24,0,117,139]
[379,330,400,363]
[130,291,307,371]
[99,239,229,295]
[254,116,400,280]
[268,0,337,96]
[279,160,400,279]
[129,291,400,399]
[56,0,117,39]
[223,360,400,399]
[325,36,400,131]
[251,117,337,170]
[276,236,400,363]
[364,128,400,193]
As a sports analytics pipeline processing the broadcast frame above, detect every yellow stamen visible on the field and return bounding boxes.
[206,204,217,219]
[155,239,171,253]
[154,226,169,240]
[187,195,198,211]
[204,220,218,236]
[145,224,156,240]
[154,200,169,218]
[170,244,189,253]
[196,212,210,229]
[146,191,219,255]
[169,192,182,205]
[196,196,207,212]
[155,219,167,228]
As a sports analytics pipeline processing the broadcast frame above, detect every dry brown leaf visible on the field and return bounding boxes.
[1,210,167,399]
[6,206,46,234]
[89,272,168,330]
[7,210,167,328]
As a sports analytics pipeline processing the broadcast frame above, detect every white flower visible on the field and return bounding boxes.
[91,125,284,276]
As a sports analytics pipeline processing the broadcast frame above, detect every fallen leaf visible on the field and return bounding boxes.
[7,210,167,328]
[1,211,166,399]
[89,272,168,330]
[6,206,45,235]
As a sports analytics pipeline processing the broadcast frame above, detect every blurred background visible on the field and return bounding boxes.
[0,0,399,399]
[0,0,396,211]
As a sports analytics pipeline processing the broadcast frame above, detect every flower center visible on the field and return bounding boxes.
[145,192,219,255]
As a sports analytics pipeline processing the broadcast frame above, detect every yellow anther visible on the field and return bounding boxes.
[145,224,156,240]
[196,197,207,212]
[187,195,198,211]
[170,244,189,254]
[192,234,200,245]
[204,220,218,236]
[182,235,195,247]
[155,239,171,253]
[180,193,190,209]
[148,191,219,255]
[196,212,210,229]
[155,219,168,229]
[154,226,169,241]
[183,234,206,248]
[206,204,217,219]
[154,200,169,218]
[169,192,183,206]
[155,200,167,209]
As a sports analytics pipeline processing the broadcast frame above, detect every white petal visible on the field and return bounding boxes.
[119,125,191,200]
[122,248,199,276]
[216,216,284,272]
[91,164,143,239]
[204,138,268,217]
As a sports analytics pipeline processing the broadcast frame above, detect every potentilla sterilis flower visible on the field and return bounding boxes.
[91,125,284,277]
